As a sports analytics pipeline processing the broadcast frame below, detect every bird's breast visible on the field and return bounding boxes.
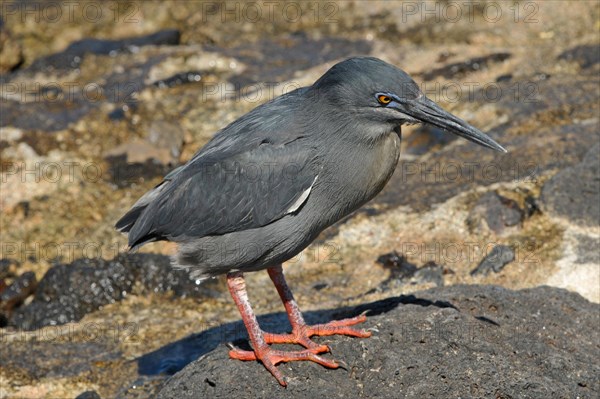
[314,133,400,224]
[361,133,401,196]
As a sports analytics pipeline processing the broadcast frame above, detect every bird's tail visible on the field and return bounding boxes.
[115,205,145,233]
[115,180,169,249]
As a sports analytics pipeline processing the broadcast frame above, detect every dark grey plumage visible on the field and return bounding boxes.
[116,56,505,280]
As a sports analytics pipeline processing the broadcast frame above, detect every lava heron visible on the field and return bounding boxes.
[116,56,506,386]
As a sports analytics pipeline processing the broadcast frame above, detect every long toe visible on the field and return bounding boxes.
[268,348,340,369]
[263,331,330,353]
[306,314,372,338]
[261,315,372,350]
[229,347,288,386]
[229,345,340,387]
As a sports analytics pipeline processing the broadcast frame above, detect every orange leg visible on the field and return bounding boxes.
[226,265,371,386]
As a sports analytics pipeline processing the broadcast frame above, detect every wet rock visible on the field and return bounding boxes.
[470,245,515,276]
[421,53,511,81]
[155,285,599,398]
[540,143,600,227]
[75,391,102,399]
[467,191,523,234]
[27,29,180,74]
[559,45,600,69]
[0,271,37,311]
[9,254,218,330]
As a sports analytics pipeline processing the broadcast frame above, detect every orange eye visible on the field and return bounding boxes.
[377,95,392,105]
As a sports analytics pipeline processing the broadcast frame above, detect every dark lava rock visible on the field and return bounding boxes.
[496,73,513,83]
[155,285,599,399]
[0,258,19,280]
[559,45,600,69]
[468,191,523,234]
[470,245,515,276]
[403,125,457,156]
[1,29,180,132]
[0,98,95,131]
[372,253,444,293]
[152,71,203,89]
[541,143,600,227]
[376,251,417,279]
[1,339,120,381]
[575,234,600,264]
[208,33,371,87]
[0,271,37,310]
[411,262,444,287]
[27,29,180,74]
[75,390,102,399]
[9,254,218,330]
[106,154,174,188]
[422,52,511,81]
[375,74,599,213]
[10,257,135,330]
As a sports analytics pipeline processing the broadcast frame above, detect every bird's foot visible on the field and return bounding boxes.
[296,312,372,340]
[228,313,371,386]
[228,345,340,387]
[252,312,372,352]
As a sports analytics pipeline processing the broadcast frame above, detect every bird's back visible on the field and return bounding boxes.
[116,87,318,249]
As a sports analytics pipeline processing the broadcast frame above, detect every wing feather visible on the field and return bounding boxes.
[124,138,319,248]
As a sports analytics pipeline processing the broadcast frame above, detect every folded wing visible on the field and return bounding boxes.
[117,138,319,249]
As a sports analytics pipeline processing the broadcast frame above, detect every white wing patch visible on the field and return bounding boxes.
[286,175,318,214]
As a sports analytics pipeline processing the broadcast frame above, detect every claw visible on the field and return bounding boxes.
[336,359,349,370]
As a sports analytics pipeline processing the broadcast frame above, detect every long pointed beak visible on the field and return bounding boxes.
[405,96,507,153]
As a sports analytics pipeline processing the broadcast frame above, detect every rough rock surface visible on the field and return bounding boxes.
[9,254,218,330]
[541,144,600,227]
[470,245,516,276]
[155,285,599,399]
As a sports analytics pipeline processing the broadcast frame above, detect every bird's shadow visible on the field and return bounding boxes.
[136,294,455,376]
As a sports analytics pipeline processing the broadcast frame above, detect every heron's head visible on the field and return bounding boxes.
[311,56,506,152]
